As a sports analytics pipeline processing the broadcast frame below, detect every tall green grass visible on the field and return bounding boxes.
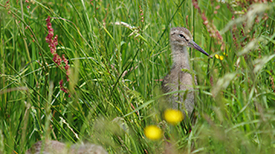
[1,0,275,153]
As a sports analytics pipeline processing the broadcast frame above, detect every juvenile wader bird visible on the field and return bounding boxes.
[162,27,210,119]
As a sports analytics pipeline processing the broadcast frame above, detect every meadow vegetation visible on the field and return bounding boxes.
[1,0,275,153]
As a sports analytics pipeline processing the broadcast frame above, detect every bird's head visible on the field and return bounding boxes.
[170,27,210,57]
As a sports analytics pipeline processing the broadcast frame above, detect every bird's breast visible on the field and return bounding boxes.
[162,70,196,93]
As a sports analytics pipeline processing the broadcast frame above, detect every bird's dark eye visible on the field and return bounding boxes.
[179,34,185,38]
[179,34,187,40]
[179,34,189,41]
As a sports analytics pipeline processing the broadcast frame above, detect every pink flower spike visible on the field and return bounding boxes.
[62,54,69,70]
[66,75,69,82]
[46,16,51,23]
[45,16,71,97]
[59,79,64,86]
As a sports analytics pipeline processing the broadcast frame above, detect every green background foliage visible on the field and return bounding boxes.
[1,0,275,153]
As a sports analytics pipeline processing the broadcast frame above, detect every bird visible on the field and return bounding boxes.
[162,27,210,119]
[26,140,108,154]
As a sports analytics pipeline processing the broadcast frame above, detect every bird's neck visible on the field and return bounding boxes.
[171,45,190,70]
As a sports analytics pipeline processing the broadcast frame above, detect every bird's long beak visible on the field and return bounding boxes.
[189,40,210,57]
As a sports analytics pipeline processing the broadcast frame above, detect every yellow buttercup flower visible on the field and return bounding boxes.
[144,125,162,140]
[215,54,224,60]
[219,55,224,60]
[214,54,219,59]
[215,52,227,61]
[164,109,184,125]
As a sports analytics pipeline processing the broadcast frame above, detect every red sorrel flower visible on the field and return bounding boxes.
[46,16,70,96]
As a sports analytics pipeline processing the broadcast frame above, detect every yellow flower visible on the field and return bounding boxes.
[144,125,162,140]
[215,52,227,61]
[215,54,224,60]
[219,55,224,60]
[164,109,184,125]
